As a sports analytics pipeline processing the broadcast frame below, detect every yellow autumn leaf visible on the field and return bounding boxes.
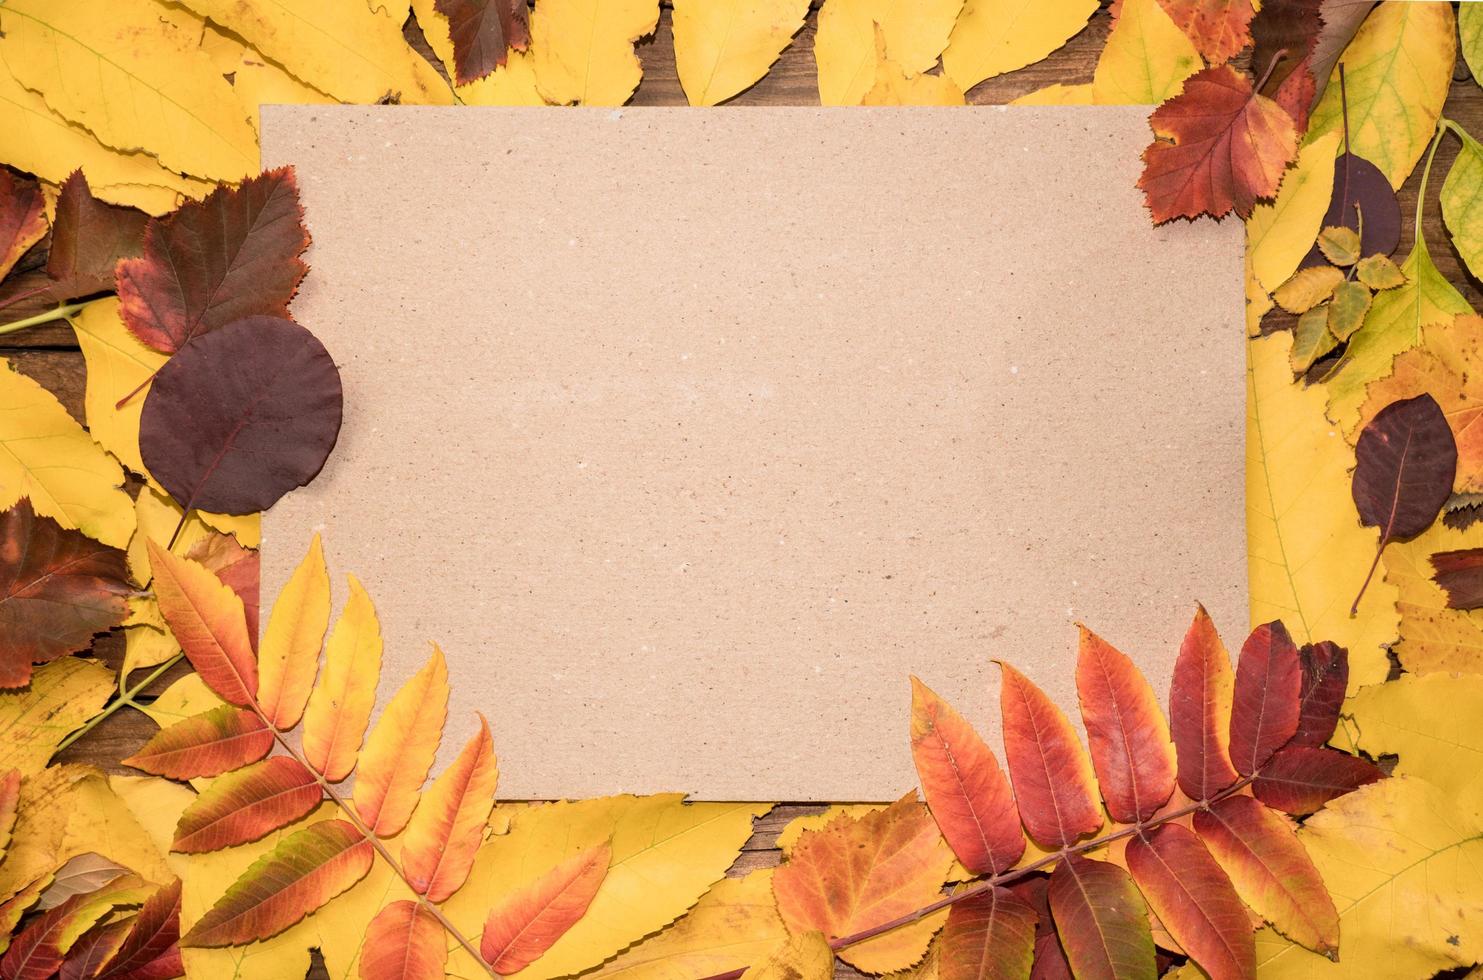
[862,57,966,105]
[1382,519,1483,676]
[1246,333,1398,688]
[942,0,1099,94]
[1347,674,1483,817]
[120,485,223,677]
[673,0,809,105]
[68,298,163,482]
[1246,249,1274,336]
[1089,0,1201,106]
[408,0,546,104]
[1307,1,1456,189]
[531,0,661,105]
[1463,3,1483,85]
[814,0,966,106]
[352,645,449,837]
[0,358,134,549]
[0,659,112,771]
[744,930,834,980]
[1247,131,1343,294]
[0,0,257,182]
[257,534,330,731]
[231,46,339,131]
[1009,82,1093,104]
[1441,121,1483,283]
[109,774,197,867]
[301,575,384,782]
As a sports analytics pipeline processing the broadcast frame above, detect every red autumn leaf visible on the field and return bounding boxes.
[938,887,1038,980]
[44,171,150,304]
[1169,606,1240,801]
[0,168,45,283]
[1249,0,1320,111]
[139,316,343,515]
[480,843,611,974]
[171,756,321,853]
[1030,932,1075,980]
[2,878,148,980]
[0,499,135,687]
[360,900,446,980]
[909,676,1024,875]
[1125,824,1255,980]
[1291,641,1347,748]
[59,920,130,980]
[116,169,308,355]
[1228,621,1302,776]
[1251,745,1383,815]
[186,533,261,647]
[1193,795,1338,954]
[435,0,531,85]
[1430,548,1483,610]
[998,662,1102,849]
[147,542,256,707]
[122,705,273,780]
[1074,627,1176,824]
[1155,0,1256,64]
[1139,65,1299,223]
[1269,56,1316,135]
[96,879,182,980]
[1046,856,1155,980]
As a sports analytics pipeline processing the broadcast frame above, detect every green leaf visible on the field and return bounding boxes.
[1441,123,1483,283]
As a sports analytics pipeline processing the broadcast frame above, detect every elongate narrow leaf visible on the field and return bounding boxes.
[172,756,321,853]
[480,843,611,974]
[95,878,182,979]
[909,676,1024,874]
[1169,606,1239,801]
[359,900,446,980]
[998,663,1101,848]
[938,887,1038,980]
[123,704,271,779]
[401,715,499,902]
[1350,394,1458,612]
[1031,932,1075,980]
[1291,641,1347,748]
[182,819,372,947]
[353,646,449,837]
[1046,856,1155,980]
[1,878,150,980]
[1192,795,1338,954]
[256,534,329,730]
[147,542,256,707]
[1125,824,1255,980]
[188,532,261,647]
[1228,621,1302,776]
[58,920,128,980]
[1251,745,1383,814]
[1074,627,1176,823]
[302,575,383,782]
[1429,547,1483,610]
[0,168,44,283]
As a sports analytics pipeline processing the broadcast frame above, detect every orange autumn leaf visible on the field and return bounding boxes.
[998,662,1102,848]
[0,769,18,855]
[172,755,321,853]
[1139,64,1298,222]
[400,715,499,903]
[938,887,1038,980]
[480,843,611,974]
[1168,606,1239,801]
[909,676,1024,875]
[1155,0,1255,64]
[360,899,447,980]
[1228,621,1301,776]
[256,533,329,730]
[302,575,383,782]
[123,703,272,779]
[1046,856,1154,980]
[353,646,449,837]
[148,541,256,707]
[1074,627,1176,824]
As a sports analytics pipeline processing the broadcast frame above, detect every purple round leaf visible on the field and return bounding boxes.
[140,316,343,515]
[1300,153,1401,268]
[1352,393,1457,543]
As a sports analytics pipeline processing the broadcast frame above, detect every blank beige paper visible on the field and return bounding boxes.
[260,106,1245,801]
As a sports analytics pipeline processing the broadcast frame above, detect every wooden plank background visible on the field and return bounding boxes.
[3,5,1481,977]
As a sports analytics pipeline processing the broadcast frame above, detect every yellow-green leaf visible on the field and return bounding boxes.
[531,0,661,105]
[1441,122,1483,282]
[1289,306,1337,374]
[0,659,112,771]
[1346,674,1483,817]
[1327,281,1372,341]
[1089,0,1201,105]
[1463,3,1483,87]
[942,0,1099,93]
[673,0,810,106]
[1355,253,1406,290]
[1316,225,1360,267]
[1273,266,1343,314]
[1247,131,1343,294]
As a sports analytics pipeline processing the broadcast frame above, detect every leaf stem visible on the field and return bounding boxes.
[1414,122,1448,246]
[0,299,95,337]
[56,652,185,753]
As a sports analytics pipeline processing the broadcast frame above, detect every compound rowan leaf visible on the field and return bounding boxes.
[0,169,44,284]
[481,843,610,974]
[95,878,181,980]
[773,795,954,974]
[1154,0,1254,64]
[400,716,498,902]
[1169,606,1239,801]
[257,535,329,730]
[1139,65,1298,223]
[938,887,1037,980]
[59,919,129,980]
[1,877,150,980]
[302,576,382,782]
[999,662,1102,848]
[1047,856,1155,980]
[1272,266,1343,315]
[1327,281,1372,341]
[530,0,660,105]
[182,819,372,947]
[123,704,271,780]
[353,646,448,837]
[672,0,809,106]
[1251,746,1382,815]
[186,532,260,647]
[1228,621,1301,777]
[434,0,530,85]
[172,756,321,854]
[909,677,1024,875]
[360,900,446,980]
[147,543,255,707]
[41,172,149,306]
[1126,824,1254,980]
[1355,254,1406,291]
[1075,626,1176,824]
[1291,641,1346,748]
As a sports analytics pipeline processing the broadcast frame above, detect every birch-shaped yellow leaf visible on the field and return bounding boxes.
[1246,132,1342,294]
[814,0,966,106]
[1090,0,1202,105]
[0,0,256,182]
[1347,674,1483,817]
[257,535,330,731]
[1010,82,1094,104]
[861,28,965,106]
[172,0,453,105]
[942,0,1099,94]
[353,646,448,837]
[1441,123,1483,283]
[1382,519,1483,676]
[0,360,134,549]
[673,0,810,106]
[400,715,497,903]
[1246,332,1398,689]
[1463,3,1483,84]
[301,576,383,782]
[531,0,661,105]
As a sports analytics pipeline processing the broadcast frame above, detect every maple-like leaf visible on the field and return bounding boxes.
[353,646,449,837]
[147,542,256,707]
[1168,606,1240,801]
[42,171,150,306]
[0,499,135,688]
[172,756,321,853]
[123,703,272,779]
[1126,824,1254,980]
[256,534,329,729]
[1228,621,1301,777]
[1075,626,1176,824]
[1139,65,1299,222]
[302,575,383,782]
[1251,745,1383,815]
[0,167,45,284]
[998,662,1102,848]
[400,715,499,903]
[1155,0,1255,64]
[360,900,447,980]
[480,843,610,974]
[938,887,1038,980]
[434,0,530,85]
[1046,856,1154,980]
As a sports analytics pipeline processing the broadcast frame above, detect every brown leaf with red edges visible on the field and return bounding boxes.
[1139,65,1298,222]
[1169,606,1240,802]
[96,879,181,979]
[1292,641,1347,748]
[0,499,135,688]
[1075,627,1176,824]
[1125,824,1254,980]
[1229,621,1302,776]
[1250,0,1320,109]
[435,0,531,85]
[360,900,446,980]
[1430,548,1483,610]
[480,843,610,974]
[1046,856,1155,980]
[1155,0,1255,64]
[999,662,1102,848]
[939,887,1038,980]
[909,676,1024,875]
[123,705,272,780]
[171,756,321,853]
[43,172,149,305]
[1252,745,1383,814]
[147,542,256,707]
[116,169,308,355]
[0,168,45,283]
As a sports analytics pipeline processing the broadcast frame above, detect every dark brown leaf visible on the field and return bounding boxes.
[1292,641,1347,747]
[435,0,531,85]
[1429,548,1483,610]
[44,171,150,304]
[1252,745,1383,814]
[1250,0,1320,102]
[139,316,343,515]
[1301,153,1401,267]
[1309,1,1377,106]
[0,168,45,284]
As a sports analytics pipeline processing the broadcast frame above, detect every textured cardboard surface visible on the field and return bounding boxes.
[261,105,1245,801]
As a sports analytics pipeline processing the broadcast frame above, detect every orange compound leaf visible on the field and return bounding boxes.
[1251,745,1382,815]
[1192,795,1338,955]
[480,843,611,974]
[123,704,272,779]
[359,900,446,980]
[147,541,256,708]
[773,795,955,975]
[1291,641,1347,748]
[1155,0,1256,64]
[182,819,372,947]
[1169,606,1240,802]
[1138,65,1298,223]
[1046,856,1155,980]
[301,575,383,782]
[1075,628,1176,824]
[1229,622,1302,777]
[95,878,182,979]
[909,677,1024,875]
[998,663,1102,849]
[256,534,329,730]
[171,756,321,853]
[353,646,449,838]
[938,887,1038,980]
[401,715,499,903]
[1126,825,1255,980]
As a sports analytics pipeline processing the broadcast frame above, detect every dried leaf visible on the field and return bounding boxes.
[861,44,966,106]
[1,877,150,980]
[353,646,449,837]
[1272,266,1342,314]
[1302,153,1401,269]
[1090,0,1201,106]
[1288,306,1336,375]
[1153,0,1255,64]
[122,705,272,780]
[1251,746,1382,815]
[257,535,329,730]
[35,854,128,912]
[999,662,1103,848]
[95,878,182,979]
[480,843,610,973]
[937,888,1037,980]
[0,770,18,862]
[1228,621,1301,777]
[58,919,129,980]
[1290,641,1346,748]
[1384,518,1483,675]
[530,0,660,105]
[1075,627,1176,824]
[171,756,321,853]
[434,0,530,85]
[1428,547,1483,610]
[42,172,149,306]
[0,659,112,771]
[147,543,255,707]
[1169,606,1239,801]
[1354,254,1405,291]
[672,0,808,106]
[302,576,383,782]
[0,169,44,284]
[1246,131,1342,294]
[942,0,1099,95]
[1249,0,1320,110]
[1125,824,1254,980]
[742,931,832,980]
[1325,281,1371,342]
[1047,856,1154,980]
[1441,124,1483,284]
[1315,226,1359,267]
[400,717,498,902]
[359,900,446,980]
